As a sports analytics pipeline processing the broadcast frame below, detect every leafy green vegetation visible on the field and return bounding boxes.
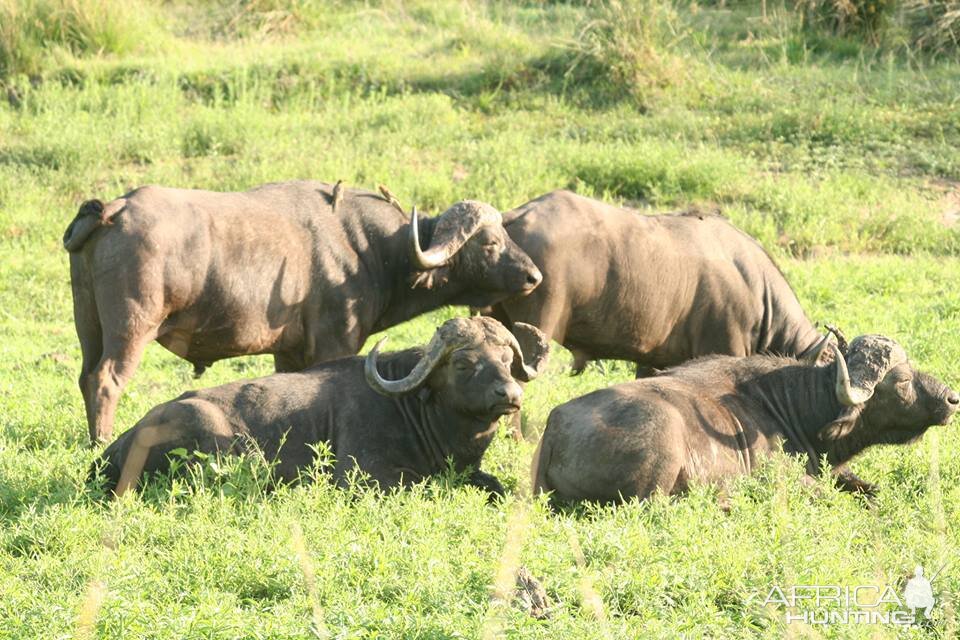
[2,1,960,637]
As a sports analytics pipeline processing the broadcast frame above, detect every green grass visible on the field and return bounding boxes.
[0,0,169,78]
[2,1,960,637]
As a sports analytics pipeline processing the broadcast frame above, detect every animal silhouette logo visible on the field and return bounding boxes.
[903,565,939,619]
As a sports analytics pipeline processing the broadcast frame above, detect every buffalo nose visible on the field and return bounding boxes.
[525,267,542,289]
[494,381,523,405]
[948,393,960,406]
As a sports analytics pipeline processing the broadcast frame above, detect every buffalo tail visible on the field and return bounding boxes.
[63,198,124,252]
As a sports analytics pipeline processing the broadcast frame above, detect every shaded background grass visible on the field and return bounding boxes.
[2,0,960,637]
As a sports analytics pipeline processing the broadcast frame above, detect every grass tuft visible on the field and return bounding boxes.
[194,0,331,40]
[905,0,960,53]
[563,0,690,107]
[796,0,894,43]
[0,0,168,78]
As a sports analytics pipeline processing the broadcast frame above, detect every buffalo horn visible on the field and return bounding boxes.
[410,202,501,270]
[409,206,443,269]
[365,330,451,396]
[833,344,873,406]
[800,333,832,366]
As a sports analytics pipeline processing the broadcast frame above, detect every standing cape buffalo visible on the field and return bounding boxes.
[64,181,543,443]
[487,190,823,376]
[91,317,550,497]
[533,334,958,503]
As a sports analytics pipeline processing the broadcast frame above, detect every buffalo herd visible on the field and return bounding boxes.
[68,181,956,505]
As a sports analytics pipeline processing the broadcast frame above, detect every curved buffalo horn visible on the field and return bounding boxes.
[410,206,441,270]
[365,330,451,397]
[832,344,873,406]
[410,201,502,270]
[800,333,832,366]
[507,322,550,382]
[835,335,909,408]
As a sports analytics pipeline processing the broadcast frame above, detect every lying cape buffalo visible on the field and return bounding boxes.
[64,181,542,444]
[91,316,549,497]
[486,190,822,376]
[533,334,958,503]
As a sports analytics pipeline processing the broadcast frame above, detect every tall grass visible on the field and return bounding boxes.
[193,0,331,39]
[564,0,690,107]
[795,0,960,51]
[0,0,168,78]
[905,0,960,53]
[795,0,894,43]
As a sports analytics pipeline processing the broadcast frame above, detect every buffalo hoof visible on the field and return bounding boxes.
[845,481,878,499]
[468,469,505,502]
[834,467,879,501]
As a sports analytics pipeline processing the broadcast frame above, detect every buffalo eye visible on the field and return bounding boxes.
[893,375,914,399]
[453,358,475,372]
[890,370,912,385]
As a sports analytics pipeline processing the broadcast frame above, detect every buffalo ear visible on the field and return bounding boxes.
[510,322,550,382]
[817,406,860,441]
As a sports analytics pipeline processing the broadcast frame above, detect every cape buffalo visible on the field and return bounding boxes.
[65,181,542,443]
[487,190,822,376]
[91,317,549,498]
[533,334,958,503]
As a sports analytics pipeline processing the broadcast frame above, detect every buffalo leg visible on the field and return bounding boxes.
[85,330,156,444]
[274,352,306,373]
[72,262,104,443]
[570,350,591,376]
[303,317,365,369]
[84,261,167,444]
[110,399,235,496]
[506,409,524,442]
[635,364,659,379]
[467,469,505,501]
[624,459,684,503]
[114,422,184,497]
[833,465,878,497]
